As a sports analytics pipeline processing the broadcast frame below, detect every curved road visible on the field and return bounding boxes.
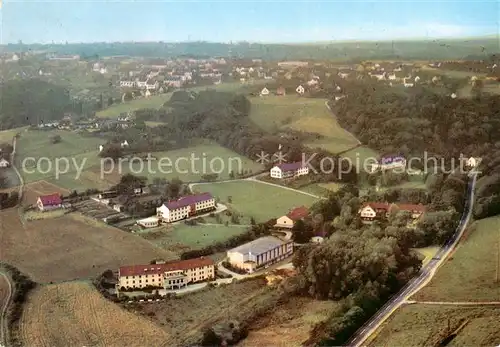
[347,170,478,347]
[0,272,12,347]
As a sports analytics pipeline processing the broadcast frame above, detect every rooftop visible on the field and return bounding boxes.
[38,193,62,206]
[362,202,426,213]
[163,192,213,210]
[228,236,288,257]
[286,206,309,221]
[275,161,305,172]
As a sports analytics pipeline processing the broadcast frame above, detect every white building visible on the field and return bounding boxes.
[260,87,270,96]
[270,162,309,179]
[296,85,305,95]
[121,140,129,148]
[369,156,406,173]
[118,257,215,290]
[0,158,9,168]
[227,236,293,273]
[466,157,481,168]
[156,192,215,223]
[145,79,159,90]
[120,80,136,88]
[136,216,160,228]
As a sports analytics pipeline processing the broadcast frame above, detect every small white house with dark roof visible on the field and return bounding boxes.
[270,162,309,179]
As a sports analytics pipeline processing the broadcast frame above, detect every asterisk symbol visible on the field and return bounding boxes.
[255,151,270,165]
[272,151,287,165]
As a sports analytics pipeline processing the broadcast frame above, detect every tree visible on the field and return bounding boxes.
[292,219,313,243]
[50,134,62,144]
[99,144,123,161]
[108,97,114,107]
[165,178,183,199]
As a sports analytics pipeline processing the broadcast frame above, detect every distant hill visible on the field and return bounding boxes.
[2,37,498,61]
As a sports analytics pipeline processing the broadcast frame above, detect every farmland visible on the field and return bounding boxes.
[15,129,103,184]
[368,304,500,347]
[239,297,338,347]
[0,208,176,283]
[97,82,262,119]
[249,96,360,154]
[0,126,28,143]
[140,223,250,255]
[412,216,500,302]
[18,282,170,347]
[135,277,281,346]
[191,180,319,221]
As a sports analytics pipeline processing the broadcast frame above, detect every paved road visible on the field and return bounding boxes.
[0,272,12,347]
[408,301,500,306]
[347,170,478,347]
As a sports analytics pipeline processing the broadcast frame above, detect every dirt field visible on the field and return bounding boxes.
[369,304,500,347]
[21,180,70,206]
[19,282,170,347]
[239,297,338,347]
[135,277,281,346]
[0,209,177,283]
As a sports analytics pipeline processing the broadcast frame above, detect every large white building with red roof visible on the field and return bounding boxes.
[118,257,215,290]
[156,192,215,223]
[270,162,309,179]
[36,193,62,211]
[358,202,426,223]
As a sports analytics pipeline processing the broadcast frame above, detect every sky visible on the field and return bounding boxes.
[0,0,498,44]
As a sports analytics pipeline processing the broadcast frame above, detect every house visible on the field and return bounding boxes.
[276,86,286,96]
[270,162,309,179]
[227,236,293,273]
[121,140,129,148]
[145,79,159,90]
[274,206,309,229]
[156,192,216,223]
[118,257,215,290]
[98,191,118,199]
[296,85,305,95]
[466,157,481,168]
[451,93,457,99]
[136,216,160,228]
[358,202,426,223]
[338,72,349,79]
[369,155,406,173]
[136,78,148,89]
[388,73,397,80]
[37,193,63,212]
[120,80,136,88]
[310,236,324,243]
[371,72,386,81]
[144,90,151,98]
[98,145,104,152]
[335,95,346,101]
[307,78,319,86]
[260,87,270,96]
[0,158,10,168]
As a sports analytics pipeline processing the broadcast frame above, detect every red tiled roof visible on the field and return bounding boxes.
[164,192,213,210]
[38,193,62,206]
[287,206,309,221]
[119,257,214,277]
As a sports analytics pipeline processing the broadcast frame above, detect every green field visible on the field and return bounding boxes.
[339,145,380,169]
[139,223,249,255]
[412,216,500,302]
[369,305,500,347]
[97,82,261,119]
[249,95,360,154]
[15,129,103,184]
[192,180,319,221]
[0,126,28,144]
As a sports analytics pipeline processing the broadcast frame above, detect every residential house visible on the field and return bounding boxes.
[270,162,309,179]
[156,192,216,223]
[338,72,349,79]
[274,206,309,229]
[358,202,426,224]
[371,72,386,81]
[227,236,293,273]
[120,80,136,88]
[466,157,481,168]
[0,158,10,168]
[165,76,182,88]
[311,236,324,243]
[118,257,215,290]
[369,155,406,173]
[145,79,159,90]
[388,73,397,80]
[136,78,148,89]
[37,193,63,212]
[260,87,270,96]
[296,85,305,95]
[307,78,319,86]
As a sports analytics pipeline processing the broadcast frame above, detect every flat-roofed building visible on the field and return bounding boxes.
[227,236,293,273]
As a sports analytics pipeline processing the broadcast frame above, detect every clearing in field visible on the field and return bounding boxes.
[15,129,103,184]
[249,95,360,154]
[239,297,338,347]
[97,82,260,119]
[19,282,171,347]
[368,304,500,347]
[139,223,250,255]
[191,180,319,222]
[412,216,500,302]
[0,209,176,283]
[136,277,280,346]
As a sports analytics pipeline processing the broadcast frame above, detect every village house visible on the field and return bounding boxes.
[369,155,406,173]
[37,193,63,212]
[118,257,215,291]
[260,87,270,96]
[275,206,309,229]
[296,85,305,95]
[0,158,10,168]
[120,80,136,88]
[226,236,293,273]
[466,157,482,168]
[136,77,148,89]
[156,192,216,223]
[276,86,286,96]
[270,162,309,179]
[358,202,426,224]
[145,79,159,90]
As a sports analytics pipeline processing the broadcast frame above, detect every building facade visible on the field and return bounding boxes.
[156,192,216,223]
[227,236,293,273]
[358,202,426,223]
[270,162,309,179]
[37,193,63,211]
[118,257,215,290]
[274,206,309,229]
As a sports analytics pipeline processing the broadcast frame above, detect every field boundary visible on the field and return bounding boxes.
[0,271,13,347]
